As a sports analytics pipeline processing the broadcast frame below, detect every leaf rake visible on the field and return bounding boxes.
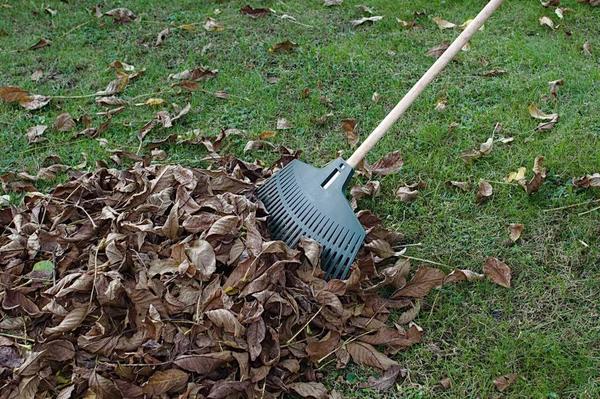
[258,0,505,280]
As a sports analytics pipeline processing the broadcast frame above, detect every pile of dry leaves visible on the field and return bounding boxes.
[0,151,476,399]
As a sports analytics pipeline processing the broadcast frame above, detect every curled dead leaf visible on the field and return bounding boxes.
[239,5,272,18]
[476,180,493,202]
[104,8,137,24]
[432,17,456,29]
[493,373,517,392]
[426,41,451,58]
[483,257,511,288]
[350,16,383,27]
[509,224,524,242]
[29,37,51,50]
[269,40,298,53]
[341,118,359,147]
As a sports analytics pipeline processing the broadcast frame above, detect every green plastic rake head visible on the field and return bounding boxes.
[257,0,503,280]
[257,158,365,280]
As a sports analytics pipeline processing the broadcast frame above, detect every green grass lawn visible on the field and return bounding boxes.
[1,0,599,397]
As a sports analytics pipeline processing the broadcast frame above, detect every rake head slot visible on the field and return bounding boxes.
[257,158,366,280]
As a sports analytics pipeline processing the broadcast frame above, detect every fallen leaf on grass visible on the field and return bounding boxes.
[493,373,517,392]
[29,37,51,50]
[518,156,546,195]
[277,118,291,130]
[539,16,554,29]
[26,125,47,144]
[541,0,560,7]
[341,118,359,147]
[289,382,329,399]
[506,167,526,182]
[459,137,493,162]
[476,180,493,202]
[96,96,127,106]
[259,131,276,139]
[30,69,43,81]
[432,17,456,29]
[324,0,343,5]
[108,60,135,71]
[435,98,448,113]
[169,67,218,81]
[356,5,374,14]
[137,98,167,106]
[483,257,511,288]
[573,173,600,188]
[444,269,484,283]
[394,186,419,203]
[579,0,600,5]
[171,80,200,92]
[555,7,574,18]
[358,364,405,391]
[445,181,471,191]
[96,73,129,96]
[509,224,524,241]
[426,41,451,58]
[239,5,272,18]
[19,95,51,110]
[371,150,403,176]
[104,8,137,24]
[528,104,559,131]
[312,112,334,125]
[548,79,564,99]
[350,180,380,209]
[346,342,398,370]
[156,28,169,46]
[204,17,225,31]
[396,19,419,28]
[440,377,452,390]
[269,40,298,52]
[244,140,275,152]
[583,41,592,56]
[52,112,75,131]
[392,265,446,298]
[350,16,383,27]
[372,92,381,102]
[0,86,29,103]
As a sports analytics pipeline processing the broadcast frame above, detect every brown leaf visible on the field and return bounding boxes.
[350,16,383,27]
[541,0,560,6]
[371,150,403,176]
[185,239,216,281]
[89,371,120,399]
[161,205,179,239]
[392,265,446,298]
[239,5,272,18]
[29,37,51,50]
[171,80,200,92]
[358,364,405,391]
[52,112,76,131]
[432,17,456,29]
[277,118,291,130]
[483,257,511,288]
[476,180,493,202]
[519,156,546,195]
[539,16,554,29]
[306,331,341,363]
[143,369,188,396]
[270,39,298,53]
[426,40,451,58]
[459,137,493,162]
[205,309,245,337]
[324,0,343,5]
[19,95,51,110]
[174,352,234,374]
[104,8,137,24]
[44,305,88,335]
[96,74,129,96]
[548,79,564,99]
[394,186,419,203]
[169,67,218,81]
[156,28,169,46]
[493,373,517,392]
[509,224,524,242]
[573,173,600,188]
[26,125,48,144]
[528,104,558,121]
[289,382,329,399]
[440,377,452,390]
[583,41,592,57]
[96,96,128,106]
[0,86,29,102]
[204,17,225,31]
[341,118,359,147]
[346,341,398,370]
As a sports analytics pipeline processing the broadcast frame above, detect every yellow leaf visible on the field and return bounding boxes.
[145,98,167,106]
[432,17,456,29]
[458,19,484,30]
[180,24,197,31]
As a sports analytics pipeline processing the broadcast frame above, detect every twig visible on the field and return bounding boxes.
[427,292,440,324]
[0,332,34,343]
[578,205,600,217]
[544,199,600,212]
[56,20,93,40]
[286,306,322,344]
[399,255,453,272]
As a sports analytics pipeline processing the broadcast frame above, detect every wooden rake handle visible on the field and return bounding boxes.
[346,0,505,168]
